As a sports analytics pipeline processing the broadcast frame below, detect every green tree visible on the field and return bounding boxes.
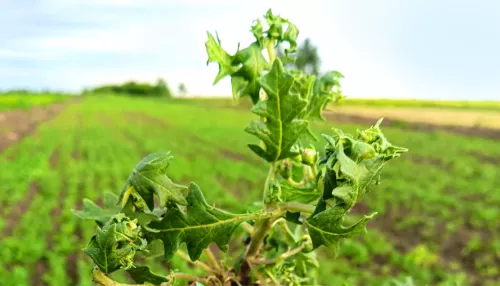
[154,78,172,98]
[294,38,321,75]
[178,82,188,97]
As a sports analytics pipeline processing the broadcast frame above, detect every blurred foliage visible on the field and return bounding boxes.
[86,78,173,98]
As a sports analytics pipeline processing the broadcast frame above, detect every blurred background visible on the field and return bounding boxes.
[0,1,499,285]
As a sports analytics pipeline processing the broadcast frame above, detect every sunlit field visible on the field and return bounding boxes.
[1,95,498,286]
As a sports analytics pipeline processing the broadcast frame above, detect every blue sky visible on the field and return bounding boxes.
[0,0,499,100]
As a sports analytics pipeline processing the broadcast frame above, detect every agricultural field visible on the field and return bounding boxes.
[0,95,499,286]
[334,98,500,111]
[0,93,69,111]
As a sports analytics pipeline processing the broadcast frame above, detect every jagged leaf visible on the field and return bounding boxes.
[231,76,248,100]
[306,208,375,250]
[84,215,147,274]
[264,9,287,39]
[127,266,168,285]
[71,196,121,226]
[245,59,308,162]
[280,183,320,204]
[231,42,269,103]
[119,152,188,211]
[148,183,260,261]
[307,121,407,250]
[205,32,240,84]
[306,71,345,121]
[290,71,315,102]
[251,18,264,44]
[283,22,299,55]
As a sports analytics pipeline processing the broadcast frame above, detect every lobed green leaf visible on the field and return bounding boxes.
[245,59,309,162]
[83,215,147,274]
[306,120,407,251]
[205,32,239,84]
[147,183,267,261]
[119,152,188,211]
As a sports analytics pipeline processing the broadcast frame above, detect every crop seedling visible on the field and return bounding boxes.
[74,9,408,286]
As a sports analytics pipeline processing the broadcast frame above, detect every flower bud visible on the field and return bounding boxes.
[301,148,318,165]
[279,160,293,179]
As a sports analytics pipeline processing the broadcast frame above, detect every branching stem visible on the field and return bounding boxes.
[92,267,144,286]
[171,273,210,285]
[262,162,277,205]
[287,177,305,187]
[279,202,314,214]
[251,244,305,265]
[204,248,222,273]
[177,250,212,273]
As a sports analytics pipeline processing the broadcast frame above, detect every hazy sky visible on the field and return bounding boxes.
[0,0,499,100]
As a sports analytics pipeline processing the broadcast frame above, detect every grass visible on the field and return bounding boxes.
[0,94,69,111]
[0,95,498,285]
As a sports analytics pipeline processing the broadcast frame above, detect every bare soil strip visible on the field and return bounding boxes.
[2,182,39,237]
[0,100,78,154]
[323,112,500,140]
[351,203,493,284]
[31,258,49,286]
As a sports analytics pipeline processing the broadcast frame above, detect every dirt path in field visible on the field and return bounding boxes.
[1,182,39,237]
[0,99,79,154]
[323,111,500,140]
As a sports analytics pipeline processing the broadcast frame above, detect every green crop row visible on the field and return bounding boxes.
[0,95,498,285]
[0,94,70,111]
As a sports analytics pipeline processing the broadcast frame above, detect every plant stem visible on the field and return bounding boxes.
[241,222,254,234]
[171,273,209,285]
[245,217,273,258]
[177,250,212,273]
[266,38,276,63]
[279,202,314,214]
[277,219,296,244]
[311,164,318,178]
[245,162,279,258]
[204,248,222,273]
[262,162,277,205]
[286,177,305,187]
[92,266,144,286]
[251,244,305,265]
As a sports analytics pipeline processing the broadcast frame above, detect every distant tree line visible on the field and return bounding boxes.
[86,78,173,98]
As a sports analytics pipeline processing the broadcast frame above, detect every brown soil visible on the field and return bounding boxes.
[323,112,500,140]
[2,182,39,237]
[220,149,248,162]
[63,182,85,286]
[353,203,495,285]
[405,153,453,171]
[0,101,75,154]
[66,253,80,286]
[468,151,500,165]
[219,149,261,165]
[122,111,170,128]
[46,179,67,248]
[31,258,49,286]
[49,145,60,169]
